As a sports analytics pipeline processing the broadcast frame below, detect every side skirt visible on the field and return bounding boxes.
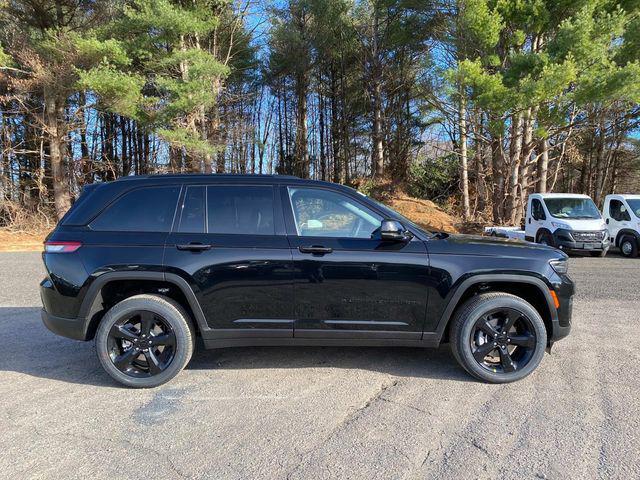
[201,331,440,349]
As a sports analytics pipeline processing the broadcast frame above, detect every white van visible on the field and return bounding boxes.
[602,194,640,257]
[485,193,610,256]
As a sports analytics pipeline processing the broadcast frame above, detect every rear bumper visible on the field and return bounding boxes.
[41,309,87,341]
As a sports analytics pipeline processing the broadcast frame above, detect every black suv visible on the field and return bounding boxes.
[40,175,574,387]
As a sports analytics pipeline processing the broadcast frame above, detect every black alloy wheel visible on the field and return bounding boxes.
[470,307,537,374]
[96,294,194,388]
[449,292,547,383]
[108,310,177,377]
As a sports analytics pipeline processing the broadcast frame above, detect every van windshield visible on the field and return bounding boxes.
[544,197,601,219]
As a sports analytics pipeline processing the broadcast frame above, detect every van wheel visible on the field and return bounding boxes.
[537,231,554,247]
[450,293,547,383]
[95,294,195,388]
[620,236,638,258]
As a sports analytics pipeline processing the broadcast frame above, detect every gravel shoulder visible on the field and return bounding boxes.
[0,253,638,479]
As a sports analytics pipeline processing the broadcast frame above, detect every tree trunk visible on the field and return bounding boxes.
[507,112,524,225]
[458,89,470,221]
[44,87,71,219]
[537,137,549,193]
[294,71,309,178]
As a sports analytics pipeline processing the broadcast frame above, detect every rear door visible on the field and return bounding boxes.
[282,185,430,339]
[163,183,294,338]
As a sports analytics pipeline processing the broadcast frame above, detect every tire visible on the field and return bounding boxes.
[537,231,554,247]
[450,292,547,383]
[619,235,638,258]
[95,294,195,388]
[589,250,607,257]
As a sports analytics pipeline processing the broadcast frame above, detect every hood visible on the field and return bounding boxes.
[550,218,606,231]
[437,233,566,259]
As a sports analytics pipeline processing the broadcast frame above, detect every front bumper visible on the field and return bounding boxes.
[549,273,574,344]
[552,229,610,253]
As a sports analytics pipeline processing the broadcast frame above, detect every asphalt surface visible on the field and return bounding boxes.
[0,252,638,479]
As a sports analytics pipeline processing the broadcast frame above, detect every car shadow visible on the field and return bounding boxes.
[0,307,473,387]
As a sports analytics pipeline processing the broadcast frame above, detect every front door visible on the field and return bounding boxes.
[526,198,546,241]
[282,186,430,339]
[164,184,294,337]
[607,198,631,241]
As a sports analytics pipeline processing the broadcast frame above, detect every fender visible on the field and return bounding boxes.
[614,229,640,247]
[78,270,211,339]
[431,273,559,344]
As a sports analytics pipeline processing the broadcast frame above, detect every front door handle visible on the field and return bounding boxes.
[299,245,333,255]
[176,243,212,252]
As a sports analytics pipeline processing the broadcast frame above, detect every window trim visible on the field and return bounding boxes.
[88,185,182,233]
[284,186,384,240]
[175,184,278,236]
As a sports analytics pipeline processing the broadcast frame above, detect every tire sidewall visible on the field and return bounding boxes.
[537,231,554,247]
[95,295,193,388]
[620,236,637,258]
[455,296,547,383]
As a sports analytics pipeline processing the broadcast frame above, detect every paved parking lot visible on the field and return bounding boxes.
[0,252,639,479]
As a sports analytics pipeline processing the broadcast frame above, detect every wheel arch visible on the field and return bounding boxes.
[535,228,552,243]
[435,274,557,345]
[614,229,640,247]
[79,271,209,340]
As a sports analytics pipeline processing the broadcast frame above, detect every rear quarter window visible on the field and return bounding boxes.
[90,186,180,232]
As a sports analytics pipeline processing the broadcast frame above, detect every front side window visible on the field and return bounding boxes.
[207,186,275,235]
[531,199,546,220]
[288,187,382,238]
[91,186,180,232]
[544,197,601,220]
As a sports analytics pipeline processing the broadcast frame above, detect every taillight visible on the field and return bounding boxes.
[44,241,82,253]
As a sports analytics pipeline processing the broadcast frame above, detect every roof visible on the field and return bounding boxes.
[531,193,592,199]
[115,173,300,182]
[606,193,640,199]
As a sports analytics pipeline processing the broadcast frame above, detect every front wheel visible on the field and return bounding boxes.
[620,236,638,258]
[95,294,195,388]
[537,231,554,247]
[450,293,547,383]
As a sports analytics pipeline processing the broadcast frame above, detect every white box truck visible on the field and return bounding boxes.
[485,193,610,256]
[602,194,640,257]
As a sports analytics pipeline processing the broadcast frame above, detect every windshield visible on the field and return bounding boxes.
[544,197,601,219]
[626,199,640,218]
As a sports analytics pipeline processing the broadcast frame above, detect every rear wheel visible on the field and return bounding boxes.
[620,236,638,258]
[450,293,547,383]
[95,294,194,388]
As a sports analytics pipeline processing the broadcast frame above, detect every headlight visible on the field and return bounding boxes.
[551,222,570,229]
[550,259,568,275]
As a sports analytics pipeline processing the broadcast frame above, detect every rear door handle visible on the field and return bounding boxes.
[299,245,333,255]
[176,243,212,252]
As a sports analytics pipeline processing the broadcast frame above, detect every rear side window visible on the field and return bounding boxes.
[207,186,275,235]
[178,186,206,233]
[90,186,180,232]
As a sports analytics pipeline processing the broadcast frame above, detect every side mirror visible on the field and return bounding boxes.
[380,219,411,242]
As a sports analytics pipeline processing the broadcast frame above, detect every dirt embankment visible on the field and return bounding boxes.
[0,230,47,252]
